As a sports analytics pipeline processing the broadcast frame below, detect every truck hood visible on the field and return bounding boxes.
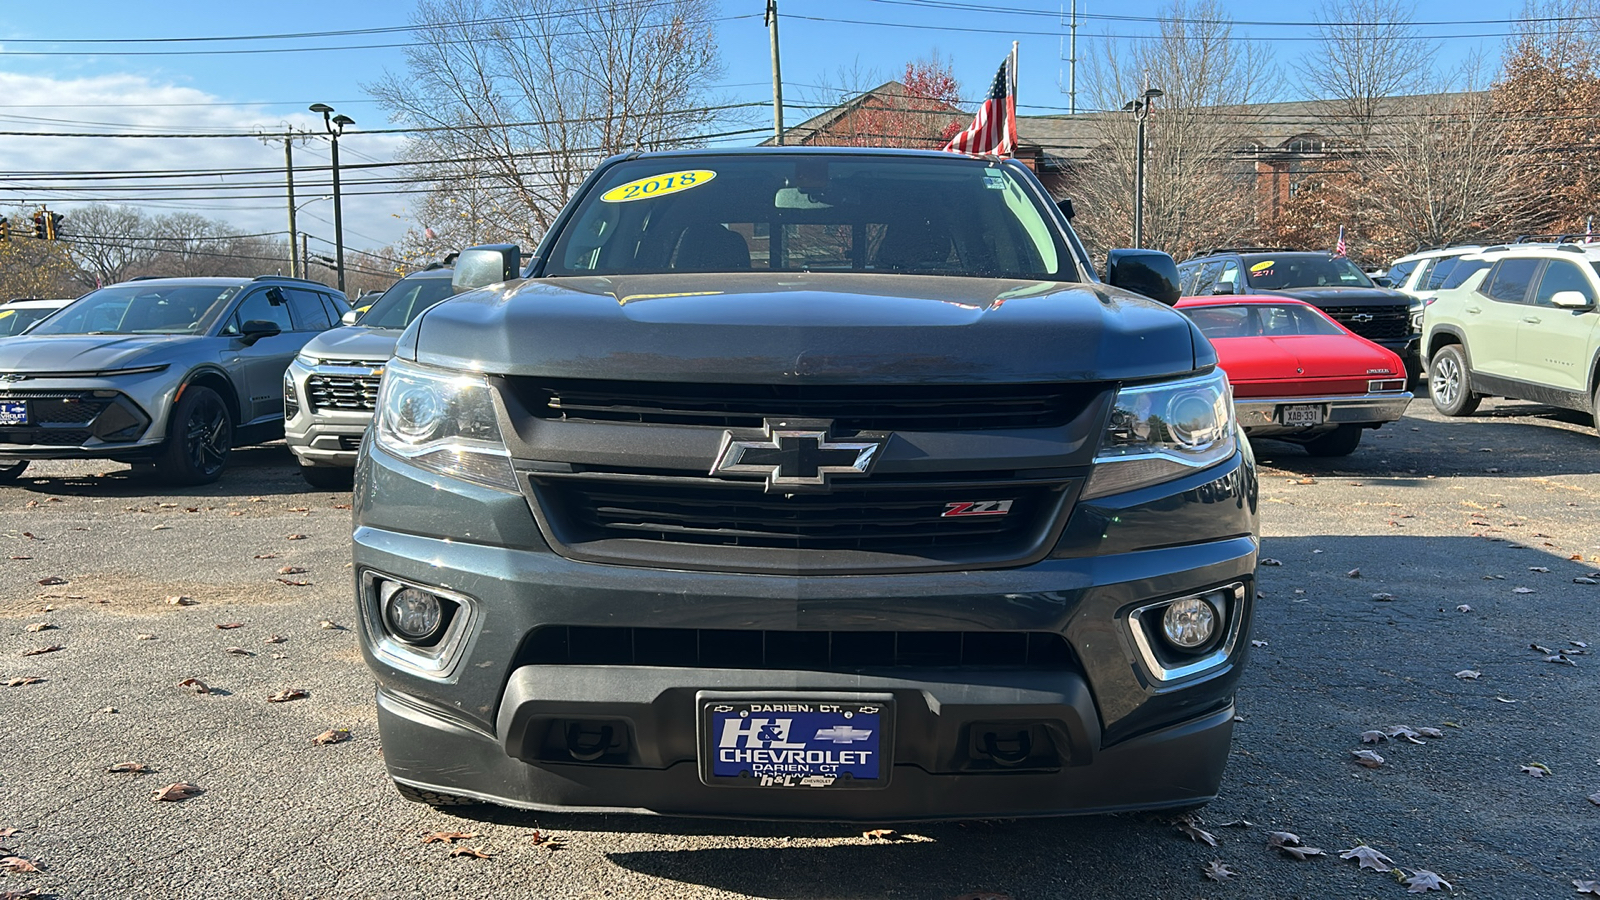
[406,272,1207,383]
[0,333,199,374]
[1253,286,1411,305]
[299,326,400,364]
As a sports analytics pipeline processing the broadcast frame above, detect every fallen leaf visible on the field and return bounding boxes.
[1573,880,1600,896]
[1251,640,1268,648]
[275,578,311,586]
[1531,643,1555,654]
[215,622,244,630]
[1529,566,1550,573]
[1456,604,1472,612]
[312,729,350,745]
[20,646,62,657]
[166,596,196,606]
[528,830,566,850]
[1455,670,1482,680]
[1496,696,1519,703]
[1176,819,1218,847]
[1280,844,1326,860]
[1513,587,1535,594]
[1371,592,1395,601]
[1360,730,1388,743]
[3,677,44,687]
[267,688,309,703]
[151,782,203,802]
[106,761,150,774]
[177,678,210,694]
[863,829,910,842]
[1201,859,1236,882]
[151,524,171,531]
[448,846,493,859]
[224,647,253,656]
[136,633,154,641]
[1589,792,1600,806]
[36,576,66,586]
[1546,654,1579,667]
[318,620,342,630]
[0,856,40,873]
[1216,818,1254,828]
[8,556,31,560]
[285,534,307,541]
[0,828,16,838]
[277,566,308,575]
[420,831,477,844]
[1261,558,1283,566]
[252,553,279,559]
[1574,577,1598,585]
[1341,845,1394,871]
[287,506,310,513]
[1417,727,1445,739]
[23,623,54,633]
[1402,869,1452,893]
[263,634,286,644]
[1352,749,1385,768]
[1347,568,1361,577]
[1266,831,1300,848]
[0,883,41,897]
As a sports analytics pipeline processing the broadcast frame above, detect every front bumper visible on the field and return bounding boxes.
[0,375,169,460]
[353,440,1259,819]
[1234,392,1411,437]
[284,359,379,467]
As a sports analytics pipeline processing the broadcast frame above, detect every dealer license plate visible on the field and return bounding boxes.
[0,400,27,426]
[1279,404,1325,427]
[699,694,892,790]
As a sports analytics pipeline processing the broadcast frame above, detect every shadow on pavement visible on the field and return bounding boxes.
[10,443,332,499]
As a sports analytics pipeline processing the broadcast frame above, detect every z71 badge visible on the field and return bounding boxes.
[942,500,1014,518]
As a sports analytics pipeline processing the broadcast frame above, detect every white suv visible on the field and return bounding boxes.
[1384,245,1486,332]
[1421,241,1600,433]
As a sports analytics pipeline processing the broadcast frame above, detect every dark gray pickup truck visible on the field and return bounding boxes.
[353,148,1259,821]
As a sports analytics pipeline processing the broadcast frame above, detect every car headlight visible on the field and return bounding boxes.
[373,357,517,491]
[1081,369,1236,499]
[295,353,321,367]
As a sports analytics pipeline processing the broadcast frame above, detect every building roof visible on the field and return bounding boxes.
[762,80,966,147]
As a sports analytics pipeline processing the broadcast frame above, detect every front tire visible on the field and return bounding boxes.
[154,385,233,486]
[299,464,354,490]
[0,460,29,484]
[1302,424,1363,457]
[1428,345,1481,417]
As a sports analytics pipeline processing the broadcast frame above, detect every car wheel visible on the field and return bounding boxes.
[154,385,233,486]
[299,464,354,491]
[0,460,29,484]
[393,780,479,808]
[1593,381,1600,438]
[1428,346,1480,416]
[1302,424,1363,457]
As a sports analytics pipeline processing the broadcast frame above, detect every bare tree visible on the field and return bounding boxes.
[369,0,726,249]
[1069,0,1279,259]
[63,204,162,290]
[1298,0,1436,148]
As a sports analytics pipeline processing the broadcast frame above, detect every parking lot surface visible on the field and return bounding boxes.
[2,398,1597,899]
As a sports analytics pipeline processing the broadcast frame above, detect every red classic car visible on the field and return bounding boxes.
[1178,296,1412,456]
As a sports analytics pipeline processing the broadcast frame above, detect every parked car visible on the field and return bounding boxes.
[0,276,347,485]
[354,147,1261,821]
[1383,244,1487,335]
[1422,241,1600,433]
[0,298,74,337]
[1177,248,1419,381]
[285,268,455,488]
[1177,296,1411,456]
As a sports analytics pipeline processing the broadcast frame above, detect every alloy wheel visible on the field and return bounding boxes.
[184,392,230,477]
[1431,356,1460,408]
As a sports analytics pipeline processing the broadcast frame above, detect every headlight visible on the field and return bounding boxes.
[373,357,517,491]
[295,353,321,367]
[1082,369,1236,499]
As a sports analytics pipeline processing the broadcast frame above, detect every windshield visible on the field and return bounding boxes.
[1243,255,1373,290]
[0,306,63,336]
[1440,258,1491,290]
[31,284,240,336]
[543,155,1073,280]
[357,277,455,329]
[1187,304,1345,339]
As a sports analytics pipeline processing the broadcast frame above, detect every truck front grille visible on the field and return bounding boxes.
[520,626,1076,671]
[1321,305,1411,342]
[306,373,380,411]
[533,476,1065,555]
[511,378,1092,431]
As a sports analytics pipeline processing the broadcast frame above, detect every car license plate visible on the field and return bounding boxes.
[699,694,892,790]
[1279,404,1325,427]
[0,400,26,426]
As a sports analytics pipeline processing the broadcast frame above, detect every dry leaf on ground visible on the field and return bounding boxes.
[1513,587,1535,594]
[20,646,62,657]
[36,577,67,586]
[1456,604,1472,612]
[1266,831,1300,848]
[1201,860,1236,882]
[863,828,910,841]
[263,634,286,644]
[278,566,307,575]
[1521,763,1552,777]
[215,622,244,630]
[275,578,311,586]
[1280,844,1326,860]
[528,830,566,850]
[1573,880,1600,896]
[0,856,40,873]
[267,688,309,703]
[23,623,54,633]
[1360,730,1388,743]
[106,762,150,774]
[1455,670,1482,680]
[1588,792,1600,806]
[0,886,41,899]
[286,534,307,541]
[1371,592,1395,601]
[166,595,196,606]
[448,846,493,859]
[420,831,476,844]
[1341,845,1394,871]
[1352,749,1385,768]
[225,647,253,656]
[1261,558,1282,566]
[177,678,210,694]
[1417,727,1444,738]
[1402,869,1452,893]
[319,620,342,630]
[3,677,44,687]
[311,729,349,745]
[151,782,202,802]
[1176,819,1218,847]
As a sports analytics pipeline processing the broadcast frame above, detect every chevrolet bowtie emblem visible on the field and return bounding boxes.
[711,419,884,493]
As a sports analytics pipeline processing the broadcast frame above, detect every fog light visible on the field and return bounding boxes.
[1162,596,1217,649]
[384,586,444,643]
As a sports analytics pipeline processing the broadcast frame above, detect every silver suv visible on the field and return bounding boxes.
[0,276,347,485]
[1422,241,1600,433]
[285,268,455,489]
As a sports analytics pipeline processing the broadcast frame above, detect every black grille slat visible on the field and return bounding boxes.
[522,626,1075,671]
[511,379,1092,431]
[539,479,1055,552]
[0,391,111,427]
[306,374,381,411]
[1319,305,1411,342]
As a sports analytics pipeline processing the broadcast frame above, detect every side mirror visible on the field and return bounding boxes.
[340,309,361,326]
[238,319,281,346]
[1372,275,1395,288]
[1550,290,1594,309]
[452,244,522,294]
[1105,248,1181,306]
[1210,282,1236,296]
[1056,198,1077,221]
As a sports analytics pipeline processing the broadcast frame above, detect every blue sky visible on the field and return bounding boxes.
[0,0,1524,252]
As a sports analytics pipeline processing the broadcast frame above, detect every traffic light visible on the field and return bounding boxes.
[0,218,9,243]
[31,211,46,240]
[45,212,62,241]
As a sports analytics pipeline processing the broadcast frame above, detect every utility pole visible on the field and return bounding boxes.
[285,138,298,277]
[1125,87,1163,249]
[766,0,784,145]
[1058,1,1080,115]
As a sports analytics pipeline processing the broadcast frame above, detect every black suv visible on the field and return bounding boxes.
[354,148,1259,821]
[1178,248,1419,377]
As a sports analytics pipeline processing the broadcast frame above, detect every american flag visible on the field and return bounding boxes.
[1334,226,1347,258]
[942,49,1017,157]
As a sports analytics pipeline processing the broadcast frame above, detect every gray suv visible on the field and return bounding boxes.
[354,148,1260,821]
[0,276,346,485]
[285,268,456,489]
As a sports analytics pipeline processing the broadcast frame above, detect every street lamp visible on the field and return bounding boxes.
[310,103,355,293]
[292,195,332,279]
[1123,87,1164,249]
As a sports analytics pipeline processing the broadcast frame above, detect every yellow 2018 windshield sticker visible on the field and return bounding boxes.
[1249,260,1275,273]
[600,169,716,203]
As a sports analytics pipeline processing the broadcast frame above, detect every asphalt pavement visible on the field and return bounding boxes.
[1,398,1597,900]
